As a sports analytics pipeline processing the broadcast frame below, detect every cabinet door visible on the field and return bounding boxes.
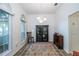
[36,25,43,42]
[42,25,48,42]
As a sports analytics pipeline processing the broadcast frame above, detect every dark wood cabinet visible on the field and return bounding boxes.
[53,33,63,49]
[36,25,49,42]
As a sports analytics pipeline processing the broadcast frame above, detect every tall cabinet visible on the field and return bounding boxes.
[36,25,49,42]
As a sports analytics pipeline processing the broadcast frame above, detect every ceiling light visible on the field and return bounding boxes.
[36,17,47,23]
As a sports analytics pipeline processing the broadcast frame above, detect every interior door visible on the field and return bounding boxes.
[69,12,79,52]
[36,25,48,42]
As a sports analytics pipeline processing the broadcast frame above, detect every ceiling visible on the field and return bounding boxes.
[20,3,61,14]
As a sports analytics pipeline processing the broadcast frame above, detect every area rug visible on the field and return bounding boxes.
[24,42,68,56]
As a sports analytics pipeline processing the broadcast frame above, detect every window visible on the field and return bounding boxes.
[0,9,9,54]
[20,15,26,41]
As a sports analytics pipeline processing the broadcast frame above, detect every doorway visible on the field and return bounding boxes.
[36,25,48,42]
[69,11,79,53]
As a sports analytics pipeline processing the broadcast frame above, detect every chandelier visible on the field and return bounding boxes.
[36,17,47,23]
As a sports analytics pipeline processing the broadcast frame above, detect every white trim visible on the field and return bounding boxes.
[0,8,14,16]
[0,50,12,56]
[0,3,14,16]
[64,48,69,54]
[8,14,12,51]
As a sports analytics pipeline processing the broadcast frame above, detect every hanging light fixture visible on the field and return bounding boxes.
[37,17,47,23]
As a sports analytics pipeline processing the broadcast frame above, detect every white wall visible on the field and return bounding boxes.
[8,3,28,56]
[0,3,28,56]
[27,14,55,42]
[55,3,79,53]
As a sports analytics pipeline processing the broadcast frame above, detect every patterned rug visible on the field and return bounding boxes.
[23,42,69,56]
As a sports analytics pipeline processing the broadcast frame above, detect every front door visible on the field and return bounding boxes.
[36,25,48,42]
